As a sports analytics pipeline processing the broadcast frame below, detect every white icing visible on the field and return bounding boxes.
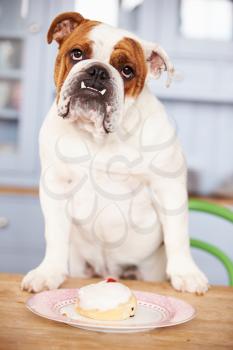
[77,281,132,311]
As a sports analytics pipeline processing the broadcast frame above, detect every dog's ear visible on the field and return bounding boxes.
[143,41,175,87]
[47,12,85,45]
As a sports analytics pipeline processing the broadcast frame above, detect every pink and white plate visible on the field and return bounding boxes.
[26,288,196,333]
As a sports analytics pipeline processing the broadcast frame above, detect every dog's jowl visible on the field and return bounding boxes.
[22,12,208,294]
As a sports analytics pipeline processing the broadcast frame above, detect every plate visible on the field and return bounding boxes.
[26,288,196,333]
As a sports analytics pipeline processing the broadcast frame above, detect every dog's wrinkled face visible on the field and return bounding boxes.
[56,58,123,136]
[48,12,174,138]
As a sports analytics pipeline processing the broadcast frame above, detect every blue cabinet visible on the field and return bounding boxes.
[0,0,58,186]
[0,194,45,273]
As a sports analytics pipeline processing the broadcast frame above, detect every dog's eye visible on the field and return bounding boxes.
[121,65,135,80]
[70,49,83,62]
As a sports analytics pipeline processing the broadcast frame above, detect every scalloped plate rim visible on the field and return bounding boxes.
[26,288,196,332]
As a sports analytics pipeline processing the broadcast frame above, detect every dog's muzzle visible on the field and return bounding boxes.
[80,64,109,97]
[57,61,123,134]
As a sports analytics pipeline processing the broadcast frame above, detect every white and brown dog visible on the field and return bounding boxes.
[22,12,208,293]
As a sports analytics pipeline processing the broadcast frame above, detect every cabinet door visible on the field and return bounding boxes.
[0,194,45,273]
[0,0,52,182]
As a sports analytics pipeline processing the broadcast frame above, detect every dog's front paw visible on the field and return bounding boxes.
[21,265,66,293]
[167,259,209,294]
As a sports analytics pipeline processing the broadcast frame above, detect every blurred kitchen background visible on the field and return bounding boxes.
[0,0,232,284]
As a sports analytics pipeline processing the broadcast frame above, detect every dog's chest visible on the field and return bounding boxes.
[69,163,155,227]
[56,132,161,252]
[69,168,161,260]
[65,142,156,230]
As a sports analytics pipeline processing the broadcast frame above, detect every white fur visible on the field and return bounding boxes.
[90,23,138,63]
[22,23,208,294]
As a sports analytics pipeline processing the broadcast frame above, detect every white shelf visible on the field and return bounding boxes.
[0,108,19,120]
[0,69,22,80]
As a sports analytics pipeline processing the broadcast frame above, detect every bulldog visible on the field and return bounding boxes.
[22,12,208,293]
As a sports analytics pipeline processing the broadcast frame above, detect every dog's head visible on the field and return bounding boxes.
[48,12,174,138]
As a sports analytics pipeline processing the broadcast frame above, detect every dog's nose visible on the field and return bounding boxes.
[86,65,110,81]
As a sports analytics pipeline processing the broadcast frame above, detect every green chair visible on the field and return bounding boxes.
[189,198,233,286]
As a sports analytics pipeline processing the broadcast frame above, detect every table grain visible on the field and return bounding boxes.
[0,274,232,350]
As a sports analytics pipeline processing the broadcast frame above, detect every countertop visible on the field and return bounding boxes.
[0,274,233,350]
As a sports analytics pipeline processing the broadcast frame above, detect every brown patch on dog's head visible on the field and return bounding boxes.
[47,12,99,96]
[47,12,85,45]
[110,37,147,98]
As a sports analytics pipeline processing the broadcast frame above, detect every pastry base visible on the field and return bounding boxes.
[75,294,137,321]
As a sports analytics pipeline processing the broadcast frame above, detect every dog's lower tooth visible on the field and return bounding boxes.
[81,81,86,89]
[101,89,106,95]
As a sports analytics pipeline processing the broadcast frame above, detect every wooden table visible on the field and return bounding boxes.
[0,274,232,350]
